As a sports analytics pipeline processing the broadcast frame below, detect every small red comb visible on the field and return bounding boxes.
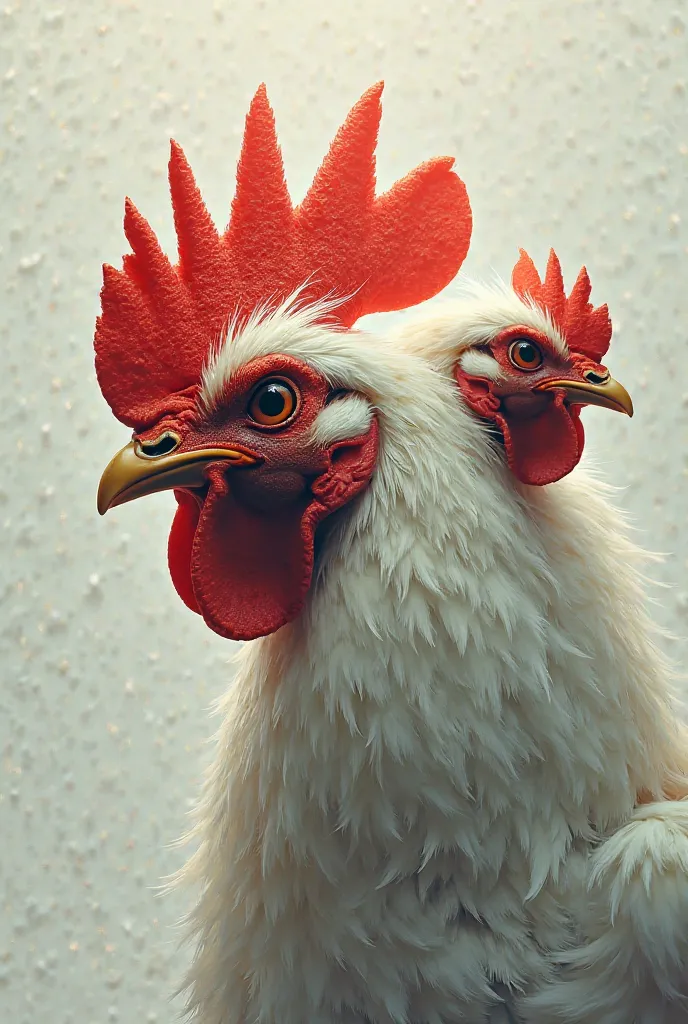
[511,248,612,363]
[95,83,472,429]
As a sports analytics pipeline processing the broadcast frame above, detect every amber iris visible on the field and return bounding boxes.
[249,379,299,426]
[508,338,543,371]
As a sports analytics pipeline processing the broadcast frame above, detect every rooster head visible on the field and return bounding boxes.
[450,248,633,486]
[94,83,472,640]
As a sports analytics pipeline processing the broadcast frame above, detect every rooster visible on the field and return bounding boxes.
[94,84,688,1024]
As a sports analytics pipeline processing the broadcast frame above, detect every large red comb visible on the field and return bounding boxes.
[95,83,472,429]
[511,248,612,362]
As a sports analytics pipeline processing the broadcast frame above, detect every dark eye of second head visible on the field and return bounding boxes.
[248,378,299,427]
[508,338,543,372]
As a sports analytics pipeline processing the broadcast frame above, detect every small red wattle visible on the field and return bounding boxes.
[165,422,379,641]
[456,368,585,486]
[495,396,584,486]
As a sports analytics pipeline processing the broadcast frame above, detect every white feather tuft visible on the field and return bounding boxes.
[459,348,506,381]
[524,800,688,1022]
[309,394,374,448]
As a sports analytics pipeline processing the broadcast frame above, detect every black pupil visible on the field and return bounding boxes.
[518,342,537,363]
[259,385,287,418]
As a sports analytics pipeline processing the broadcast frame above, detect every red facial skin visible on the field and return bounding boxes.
[455,326,610,486]
[135,355,378,641]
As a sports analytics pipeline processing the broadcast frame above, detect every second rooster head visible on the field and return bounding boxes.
[401,248,632,487]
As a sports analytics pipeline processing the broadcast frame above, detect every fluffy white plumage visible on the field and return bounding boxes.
[173,289,688,1024]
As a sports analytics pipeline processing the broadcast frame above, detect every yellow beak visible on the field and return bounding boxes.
[97,440,258,515]
[535,375,634,417]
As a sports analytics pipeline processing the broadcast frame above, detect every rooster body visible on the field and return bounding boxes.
[92,86,688,1024]
[176,313,688,1024]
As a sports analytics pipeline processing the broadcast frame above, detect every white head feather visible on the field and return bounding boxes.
[176,283,688,1024]
[392,276,569,377]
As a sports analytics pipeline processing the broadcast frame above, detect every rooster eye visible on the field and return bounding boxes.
[135,431,181,459]
[508,338,543,372]
[248,379,299,427]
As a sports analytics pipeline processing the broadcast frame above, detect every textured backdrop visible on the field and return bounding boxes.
[1,1,687,1021]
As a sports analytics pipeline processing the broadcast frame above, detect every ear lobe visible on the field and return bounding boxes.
[455,368,501,418]
[310,420,379,510]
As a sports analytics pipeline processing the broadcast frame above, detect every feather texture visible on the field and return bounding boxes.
[171,314,687,1024]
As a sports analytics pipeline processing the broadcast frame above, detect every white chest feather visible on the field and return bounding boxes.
[177,381,680,1024]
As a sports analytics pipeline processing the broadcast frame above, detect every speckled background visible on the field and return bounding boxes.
[1,0,686,1020]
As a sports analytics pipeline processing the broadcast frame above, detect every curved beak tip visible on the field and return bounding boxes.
[96,441,259,518]
[536,375,634,419]
[96,489,112,516]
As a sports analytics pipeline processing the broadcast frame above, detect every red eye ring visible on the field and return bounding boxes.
[508,338,543,372]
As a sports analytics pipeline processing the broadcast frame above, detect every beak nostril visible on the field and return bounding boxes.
[135,431,182,459]
[98,440,259,515]
[583,370,610,385]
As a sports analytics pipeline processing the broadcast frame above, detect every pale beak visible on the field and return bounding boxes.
[534,375,634,417]
[97,440,259,515]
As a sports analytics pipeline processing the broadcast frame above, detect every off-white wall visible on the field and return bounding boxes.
[1,1,686,1020]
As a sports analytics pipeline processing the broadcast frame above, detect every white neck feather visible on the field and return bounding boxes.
[205,359,675,865]
[177,338,685,1024]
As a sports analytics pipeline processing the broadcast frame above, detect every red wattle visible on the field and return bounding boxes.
[168,490,202,614]
[497,399,584,486]
[189,483,315,642]
[164,422,379,642]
